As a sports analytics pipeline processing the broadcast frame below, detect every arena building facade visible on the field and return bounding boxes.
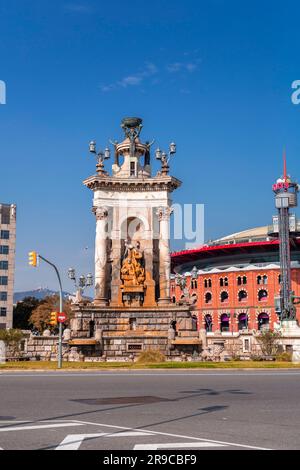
[171,226,300,350]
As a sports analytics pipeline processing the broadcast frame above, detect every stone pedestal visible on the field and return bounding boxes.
[280,320,300,363]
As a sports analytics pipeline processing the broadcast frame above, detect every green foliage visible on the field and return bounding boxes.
[276,352,292,362]
[256,330,282,356]
[13,296,40,329]
[0,329,24,358]
[136,349,166,363]
[29,295,73,332]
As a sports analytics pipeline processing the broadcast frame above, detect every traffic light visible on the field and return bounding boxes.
[28,251,38,267]
[49,312,57,326]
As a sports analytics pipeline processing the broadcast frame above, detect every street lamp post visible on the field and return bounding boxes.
[28,252,64,369]
[89,141,110,175]
[68,268,93,301]
[155,142,176,175]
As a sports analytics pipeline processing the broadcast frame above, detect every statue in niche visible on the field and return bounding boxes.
[121,240,145,286]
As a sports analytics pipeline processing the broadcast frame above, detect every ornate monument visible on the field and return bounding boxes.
[70,117,200,358]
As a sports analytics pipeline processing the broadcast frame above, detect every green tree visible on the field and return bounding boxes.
[13,296,41,329]
[0,329,24,358]
[29,295,73,332]
[256,330,282,356]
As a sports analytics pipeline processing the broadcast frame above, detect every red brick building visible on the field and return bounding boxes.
[171,226,300,335]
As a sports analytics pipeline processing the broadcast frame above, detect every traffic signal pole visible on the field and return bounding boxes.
[35,254,63,369]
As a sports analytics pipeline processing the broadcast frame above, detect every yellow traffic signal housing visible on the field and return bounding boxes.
[28,251,38,267]
[49,312,58,326]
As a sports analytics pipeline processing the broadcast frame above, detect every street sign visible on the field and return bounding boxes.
[57,312,67,323]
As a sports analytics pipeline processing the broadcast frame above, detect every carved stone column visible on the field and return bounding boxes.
[156,207,173,304]
[94,206,109,306]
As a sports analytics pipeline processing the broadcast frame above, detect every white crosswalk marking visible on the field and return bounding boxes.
[56,431,155,450]
[0,423,84,432]
[134,442,227,450]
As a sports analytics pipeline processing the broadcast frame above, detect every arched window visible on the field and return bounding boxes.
[220,277,228,287]
[208,279,212,288]
[238,313,248,330]
[237,276,242,286]
[204,314,213,332]
[243,276,247,285]
[204,278,212,288]
[191,279,198,289]
[220,313,230,332]
[205,292,212,304]
[258,289,268,301]
[263,275,268,285]
[257,275,262,285]
[191,293,198,305]
[278,274,282,284]
[238,290,248,302]
[191,315,198,331]
[220,291,229,303]
[258,313,269,330]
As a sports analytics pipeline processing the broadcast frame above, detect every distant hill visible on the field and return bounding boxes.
[14,288,73,303]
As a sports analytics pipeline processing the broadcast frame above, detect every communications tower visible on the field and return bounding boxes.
[272,154,300,320]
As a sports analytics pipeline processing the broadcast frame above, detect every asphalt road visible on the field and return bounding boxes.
[0,369,300,450]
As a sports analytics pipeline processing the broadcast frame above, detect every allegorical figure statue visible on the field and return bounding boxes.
[121,240,145,286]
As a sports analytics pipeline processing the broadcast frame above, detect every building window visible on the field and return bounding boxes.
[0,261,8,270]
[220,277,228,287]
[204,314,213,332]
[0,277,8,286]
[257,275,262,285]
[0,246,9,255]
[258,313,269,330]
[204,278,212,288]
[220,291,229,303]
[263,275,268,285]
[258,289,268,302]
[191,279,197,289]
[278,274,281,284]
[0,292,7,301]
[191,315,198,331]
[0,307,6,317]
[129,317,137,330]
[238,276,247,285]
[172,296,176,304]
[243,338,251,352]
[205,292,212,304]
[238,290,248,302]
[130,161,136,176]
[238,313,248,330]
[0,230,9,240]
[191,293,198,305]
[220,313,230,332]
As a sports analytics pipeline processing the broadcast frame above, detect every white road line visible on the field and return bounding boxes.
[56,431,155,450]
[134,442,227,450]
[1,372,300,377]
[0,422,84,433]
[70,419,271,450]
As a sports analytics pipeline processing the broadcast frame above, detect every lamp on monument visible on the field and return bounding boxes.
[86,273,94,286]
[79,275,86,288]
[169,142,176,155]
[89,141,96,153]
[68,267,76,281]
[155,148,162,160]
[104,147,111,160]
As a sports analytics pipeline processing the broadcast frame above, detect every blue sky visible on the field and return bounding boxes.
[1,0,300,293]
